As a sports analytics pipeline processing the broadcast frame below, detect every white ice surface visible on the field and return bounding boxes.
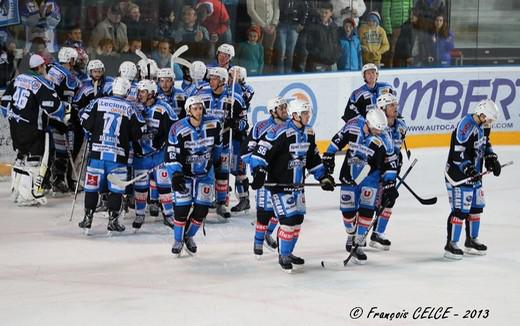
[1,147,519,326]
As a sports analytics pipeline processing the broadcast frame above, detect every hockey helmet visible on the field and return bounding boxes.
[361,63,378,78]
[58,47,78,64]
[87,59,105,73]
[217,43,235,59]
[376,93,398,111]
[157,68,174,79]
[184,95,206,113]
[137,58,159,80]
[190,61,207,81]
[207,67,228,84]
[112,77,132,96]
[267,96,288,112]
[474,99,499,123]
[137,79,158,95]
[119,61,138,81]
[288,99,312,117]
[366,109,388,131]
[229,65,247,82]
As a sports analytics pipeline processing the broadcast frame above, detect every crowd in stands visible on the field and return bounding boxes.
[1,0,454,87]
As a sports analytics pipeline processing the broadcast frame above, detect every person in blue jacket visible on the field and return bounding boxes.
[338,17,362,71]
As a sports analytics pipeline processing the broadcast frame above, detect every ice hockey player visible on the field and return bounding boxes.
[156,68,185,117]
[2,54,67,206]
[118,61,139,101]
[132,79,178,230]
[165,96,222,256]
[242,96,289,258]
[182,61,208,97]
[342,63,395,123]
[73,59,113,113]
[137,58,159,81]
[211,43,235,70]
[78,77,146,234]
[369,93,407,250]
[443,99,502,259]
[196,66,247,220]
[321,108,399,264]
[47,46,81,194]
[250,99,335,273]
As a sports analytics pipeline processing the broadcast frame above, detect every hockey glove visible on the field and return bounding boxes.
[463,164,479,178]
[322,152,335,175]
[319,175,336,191]
[172,173,187,193]
[382,181,399,207]
[484,153,501,176]
[251,167,267,190]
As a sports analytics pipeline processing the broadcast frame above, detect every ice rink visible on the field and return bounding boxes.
[1,146,519,325]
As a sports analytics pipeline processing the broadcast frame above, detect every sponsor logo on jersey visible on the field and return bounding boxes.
[289,143,310,152]
[362,189,373,199]
[348,142,375,157]
[342,194,352,202]
[87,174,99,186]
[288,159,306,169]
[186,152,211,164]
[185,137,214,149]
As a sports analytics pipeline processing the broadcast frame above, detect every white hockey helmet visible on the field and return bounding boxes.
[157,68,174,79]
[207,67,228,84]
[137,79,158,95]
[112,77,132,96]
[87,59,105,73]
[190,61,207,81]
[137,58,159,80]
[58,47,78,64]
[376,93,398,111]
[288,99,312,117]
[119,61,138,80]
[267,96,288,112]
[229,65,247,82]
[366,109,388,131]
[217,43,235,59]
[474,99,499,122]
[361,63,378,78]
[184,95,206,113]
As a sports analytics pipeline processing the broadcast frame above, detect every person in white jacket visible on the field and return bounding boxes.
[247,0,280,70]
[331,0,366,27]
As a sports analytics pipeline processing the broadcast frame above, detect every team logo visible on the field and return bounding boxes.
[87,174,99,186]
[161,171,168,178]
[286,197,296,205]
[342,194,352,202]
[362,189,373,199]
[203,186,211,194]
[465,195,473,203]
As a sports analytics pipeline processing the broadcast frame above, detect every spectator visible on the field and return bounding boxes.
[21,0,61,54]
[18,37,53,74]
[94,38,120,77]
[275,0,310,74]
[90,4,128,53]
[196,0,232,45]
[223,0,240,41]
[331,0,366,27]
[123,3,153,47]
[381,0,413,68]
[95,38,117,58]
[338,17,362,71]
[237,25,264,75]
[393,9,416,67]
[152,39,173,68]
[413,0,446,32]
[157,10,179,41]
[64,26,89,81]
[431,14,454,67]
[304,2,340,72]
[120,38,143,63]
[358,11,389,66]
[246,0,280,71]
[175,5,210,61]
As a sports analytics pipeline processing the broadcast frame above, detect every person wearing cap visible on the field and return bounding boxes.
[89,4,128,53]
[358,11,389,66]
[338,17,362,71]
[236,25,264,76]
[1,53,66,206]
[196,0,231,44]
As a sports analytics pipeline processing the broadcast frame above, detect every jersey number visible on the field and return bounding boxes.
[13,88,30,109]
[103,113,122,136]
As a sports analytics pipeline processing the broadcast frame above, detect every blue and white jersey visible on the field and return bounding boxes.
[165,116,222,177]
[342,81,395,122]
[239,82,254,107]
[126,80,139,102]
[326,115,397,184]
[73,76,114,112]
[81,95,146,164]
[446,114,493,183]
[182,80,209,96]
[157,87,185,117]
[47,62,80,102]
[135,99,178,157]
[250,120,326,193]
[242,116,277,164]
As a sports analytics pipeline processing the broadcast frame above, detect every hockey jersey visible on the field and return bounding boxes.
[47,62,80,103]
[342,81,395,122]
[250,120,326,193]
[241,116,278,164]
[325,115,398,184]
[156,87,185,118]
[81,95,146,164]
[73,76,114,112]
[165,116,222,177]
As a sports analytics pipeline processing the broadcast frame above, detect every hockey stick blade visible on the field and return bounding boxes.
[172,44,189,60]
[135,49,148,62]
[173,57,193,69]
[397,176,437,205]
[320,260,350,271]
[107,173,147,188]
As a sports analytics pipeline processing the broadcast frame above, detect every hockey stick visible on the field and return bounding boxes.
[321,158,418,269]
[170,45,190,70]
[135,49,151,79]
[403,139,411,160]
[396,176,437,205]
[32,132,50,199]
[107,163,165,188]
[69,143,89,222]
[445,161,514,187]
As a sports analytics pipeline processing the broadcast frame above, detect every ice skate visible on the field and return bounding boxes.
[149,200,160,217]
[51,177,69,197]
[163,214,174,228]
[231,198,250,214]
[350,246,367,265]
[464,238,487,256]
[278,255,293,273]
[132,214,145,231]
[107,212,125,236]
[264,234,278,251]
[184,237,197,256]
[369,232,391,251]
[254,243,263,259]
[171,241,183,257]
[288,254,304,270]
[444,242,464,260]
[79,209,94,235]
[216,203,231,221]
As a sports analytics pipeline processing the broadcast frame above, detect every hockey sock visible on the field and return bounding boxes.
[84,191,99,211]
[185,218,203,238]
[448,215,464,242]
[375,208,392,234]
[134,190,147,216]
[235,176,249,198]
[466,214,481,239]
[173,219,186,242]
[215,179,229,203]
[356,215,373,239]
[150,179,159,201]
[254,222,267,245]
[159,188,174,217]
[266,216,278,236]
[278,225,295,256]
[289,224,301,253]
[107,193,123,211]
[342,212,356,234]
